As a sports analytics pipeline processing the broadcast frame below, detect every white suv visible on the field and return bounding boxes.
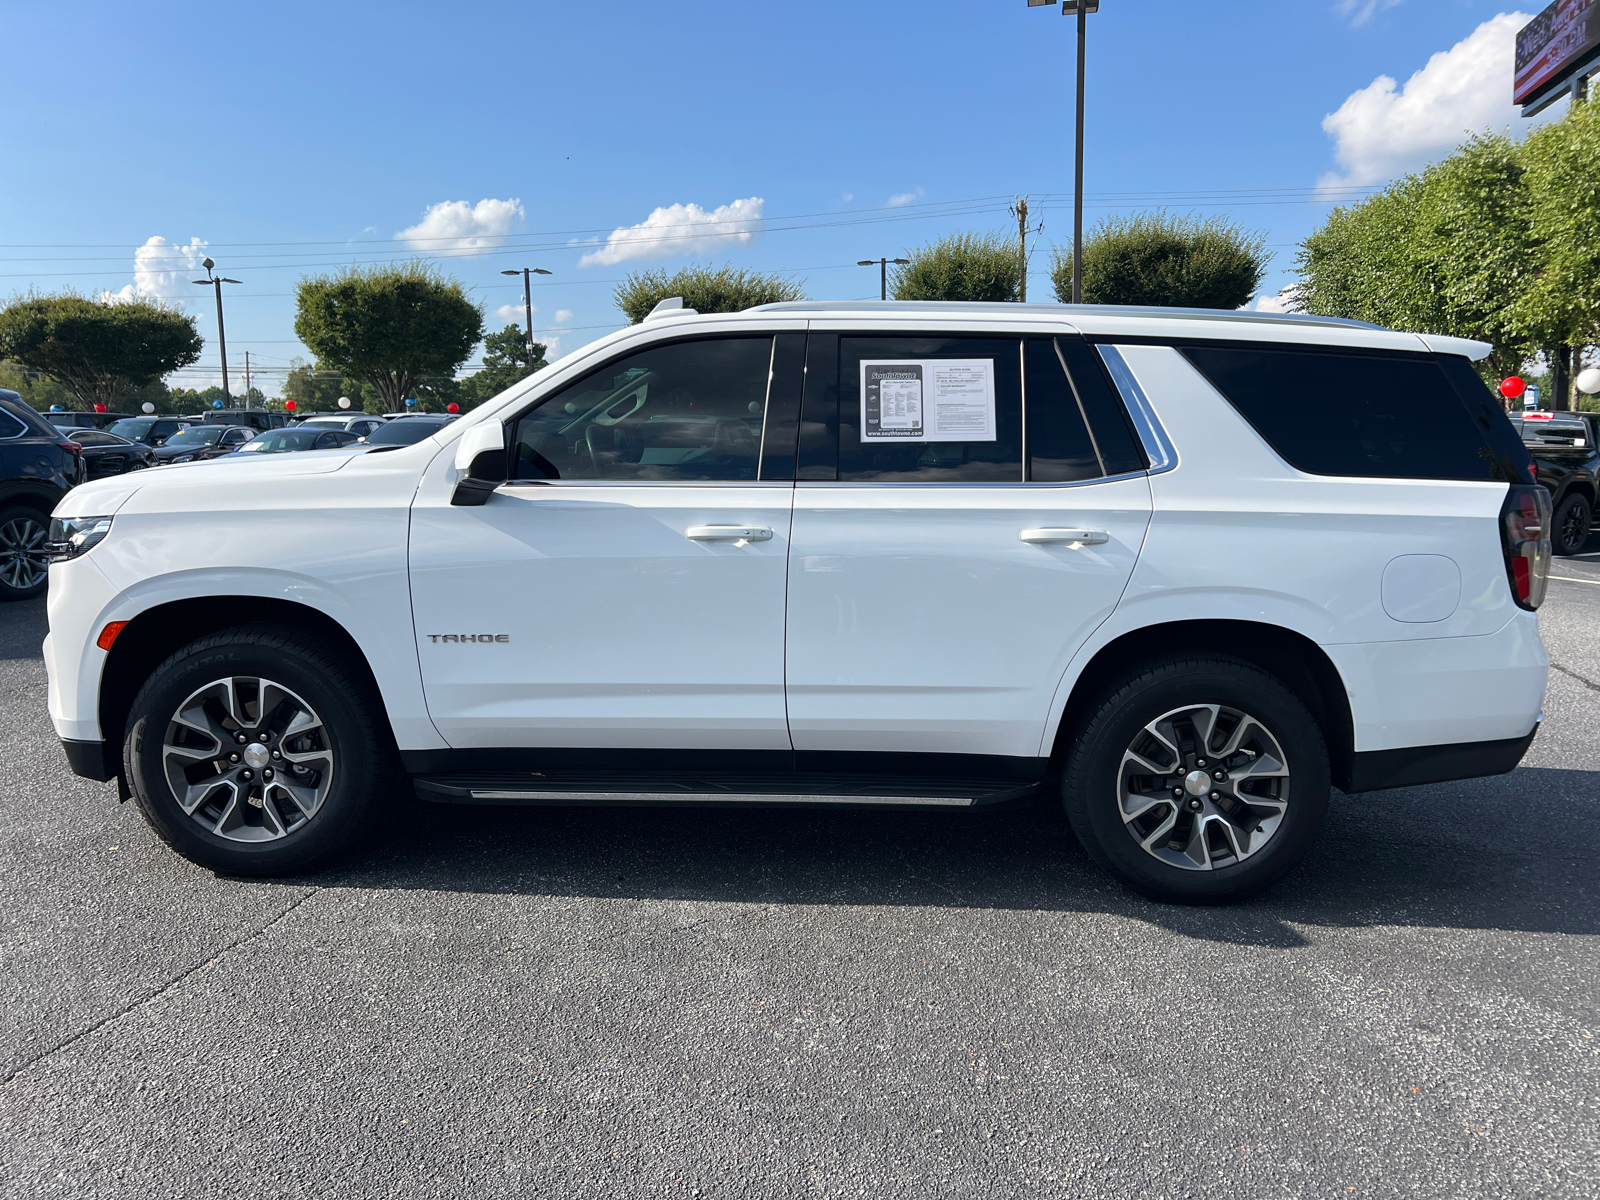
[43,302,1551,902]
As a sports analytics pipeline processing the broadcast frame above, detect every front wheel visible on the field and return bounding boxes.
[1063,655,1330,904]
[123,623,393,875]
[0,505,51,601]
[1552,492,1593,557]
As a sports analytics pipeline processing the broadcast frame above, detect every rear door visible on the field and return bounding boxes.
[784,332,1153,759]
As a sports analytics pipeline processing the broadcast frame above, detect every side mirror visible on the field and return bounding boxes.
[450,421,508,507]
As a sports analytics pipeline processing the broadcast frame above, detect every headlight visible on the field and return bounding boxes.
[47,515,114,561]
[172,455,193,463]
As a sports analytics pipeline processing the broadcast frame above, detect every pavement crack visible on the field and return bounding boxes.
[1551,661,1600,694]
[1,886,318,1087]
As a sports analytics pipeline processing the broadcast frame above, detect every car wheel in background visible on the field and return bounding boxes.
[123,623,394,875]
[1063,654,1330,905]
[0,506,51,601]
[1552,492,1593,557]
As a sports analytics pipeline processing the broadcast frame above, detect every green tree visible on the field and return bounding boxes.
[457,324,548,410]
[0,293,202,410]
[1053,213,1269,310]
[615,264,804,324]
[891,231,1019,303]
[293,261,484,412]
[281,358,380,414]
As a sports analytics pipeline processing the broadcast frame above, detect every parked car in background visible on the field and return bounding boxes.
[191,409,289,433]
[1,389,85,601]
[103,415,192,448]
[71,429,155,480]
[1509,412,1597,555]
[294,413,386,439]
[150,425,254,464]
[46,411,132,431]
[230,427,361,455]
[363,414,456,446]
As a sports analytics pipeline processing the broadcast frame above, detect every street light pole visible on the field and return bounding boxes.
[857,257,910,301]
[501,266,553,362]
[192,257,242,403]
[1029,0,1099,303]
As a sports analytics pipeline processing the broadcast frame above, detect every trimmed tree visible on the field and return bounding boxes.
[457,324,548,410]
[1054,213,1269,309]
[615,265,804,324]
[891,231,1019,302]
[294,261,483,412]
[0,294,202,410]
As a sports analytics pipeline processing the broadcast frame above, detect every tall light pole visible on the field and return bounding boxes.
[857,257,910,301]
[1029,0,1098,303]
[500,267,553,362]
[192,257,242,402]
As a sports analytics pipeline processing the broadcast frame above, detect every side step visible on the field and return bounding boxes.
[413,771,1043,810]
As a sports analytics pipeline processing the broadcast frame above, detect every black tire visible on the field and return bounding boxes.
[1062,655,1330,904]
[1552,492,1593,557]
[0,504,51,601]
[123,623,394,875]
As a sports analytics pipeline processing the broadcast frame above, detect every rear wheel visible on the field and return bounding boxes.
[1063,655,1329,904]
[1552,492,1593,557]
[0,505,51,601]
[123,623,393,875]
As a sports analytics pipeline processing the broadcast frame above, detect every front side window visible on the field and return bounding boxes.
[513,337,773,482]
[837,337,1022,482]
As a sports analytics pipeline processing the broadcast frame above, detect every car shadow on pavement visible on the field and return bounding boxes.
[306,764,1600,948]
[0,597,47,659]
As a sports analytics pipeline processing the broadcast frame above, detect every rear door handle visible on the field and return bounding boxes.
[1019,528,1109,546]
[686,525,774,542]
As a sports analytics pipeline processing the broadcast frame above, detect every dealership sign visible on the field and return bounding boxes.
[1516,0,1600,109]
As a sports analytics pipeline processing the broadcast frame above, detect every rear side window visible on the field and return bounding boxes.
[0,398,58,439]
[1027,337,1147,481]
[1181,345,1513,482]
[0,409,25,439]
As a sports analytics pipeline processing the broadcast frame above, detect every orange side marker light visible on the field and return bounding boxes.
[96,621,129,652]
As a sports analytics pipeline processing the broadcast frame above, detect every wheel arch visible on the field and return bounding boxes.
[1048,619,1357,791]
[98,596,392,757]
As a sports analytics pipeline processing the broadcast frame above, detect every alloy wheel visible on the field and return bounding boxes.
[1117,703,1291,871]
[0,515,50,591]
[161,676,335,843]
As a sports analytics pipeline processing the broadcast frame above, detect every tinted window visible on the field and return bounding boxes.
[514,337,773,481]
[106,418,156,439]
[838,337,1022,482]
[1,398,60,439]
[71,429,123,446]
[167,427,224,446]
[0,409,27,439]
[1025,338,1101,482]
[1182,345,1510,482]
[366,418,451,446]
[1434,356,1535,483]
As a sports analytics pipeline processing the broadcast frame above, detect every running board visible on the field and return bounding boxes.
[412,771,1043,810]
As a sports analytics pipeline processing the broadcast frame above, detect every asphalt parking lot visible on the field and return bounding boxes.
[1,555,1597,1200]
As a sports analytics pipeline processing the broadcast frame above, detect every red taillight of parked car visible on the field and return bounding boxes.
[57,440,82,455]
[1501,484,1552,611]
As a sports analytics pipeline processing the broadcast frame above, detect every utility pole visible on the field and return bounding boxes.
[244,351,251,408]
[1010,196,1043,302]
[192,258,242,404]
[1029,1,1099,303]
[857,257,911,301]
[500,266,553,362]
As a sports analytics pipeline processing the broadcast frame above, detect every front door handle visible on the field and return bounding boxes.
[686,525,774,542]
[1020,528,1109,546]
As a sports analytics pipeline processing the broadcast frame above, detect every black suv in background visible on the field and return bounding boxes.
[0,389,85,601]
[191,409,288,433]
[46,411,132,431]
[1510,413,1598,555]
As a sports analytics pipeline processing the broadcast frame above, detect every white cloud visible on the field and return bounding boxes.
[554,309,573,324]
[578,197,764,267]
[495,302,533,325]
[396,198,523,249]
[841,192,855,202]
[100,235,208,305]
[1254,287,1298,313]
[1319,12,1533,187]
[1336,0,1402,28]
[886,188,924,208]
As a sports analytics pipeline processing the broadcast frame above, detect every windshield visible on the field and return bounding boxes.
[106,418,157,438]
[165,427,225,446]
[239,429,321,452]
[366,419,449,446]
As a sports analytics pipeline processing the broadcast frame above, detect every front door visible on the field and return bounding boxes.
[410,332,804,751]
[784,333,1154,760]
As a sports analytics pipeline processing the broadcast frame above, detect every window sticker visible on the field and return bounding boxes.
[860,359,996,442]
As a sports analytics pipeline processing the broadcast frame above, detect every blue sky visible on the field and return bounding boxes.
[0,1,1558,394]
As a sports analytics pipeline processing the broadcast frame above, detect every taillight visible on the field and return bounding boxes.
[57,440,82,455]
[1501,484,1551,611]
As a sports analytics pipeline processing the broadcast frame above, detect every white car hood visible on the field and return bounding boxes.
[51,448,370,519]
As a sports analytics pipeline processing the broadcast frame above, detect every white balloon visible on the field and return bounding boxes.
[1577,367,1600,395]
[141,402,155,414]
[337,396,351,409]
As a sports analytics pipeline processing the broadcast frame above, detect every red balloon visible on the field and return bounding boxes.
[285,399,298,411]
[93,403,107,413]
[446,402,459,413]
[1500,376,1526,399]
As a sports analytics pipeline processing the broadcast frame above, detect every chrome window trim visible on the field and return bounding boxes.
[1097,344,1177,475]
[792,470,1150,490]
